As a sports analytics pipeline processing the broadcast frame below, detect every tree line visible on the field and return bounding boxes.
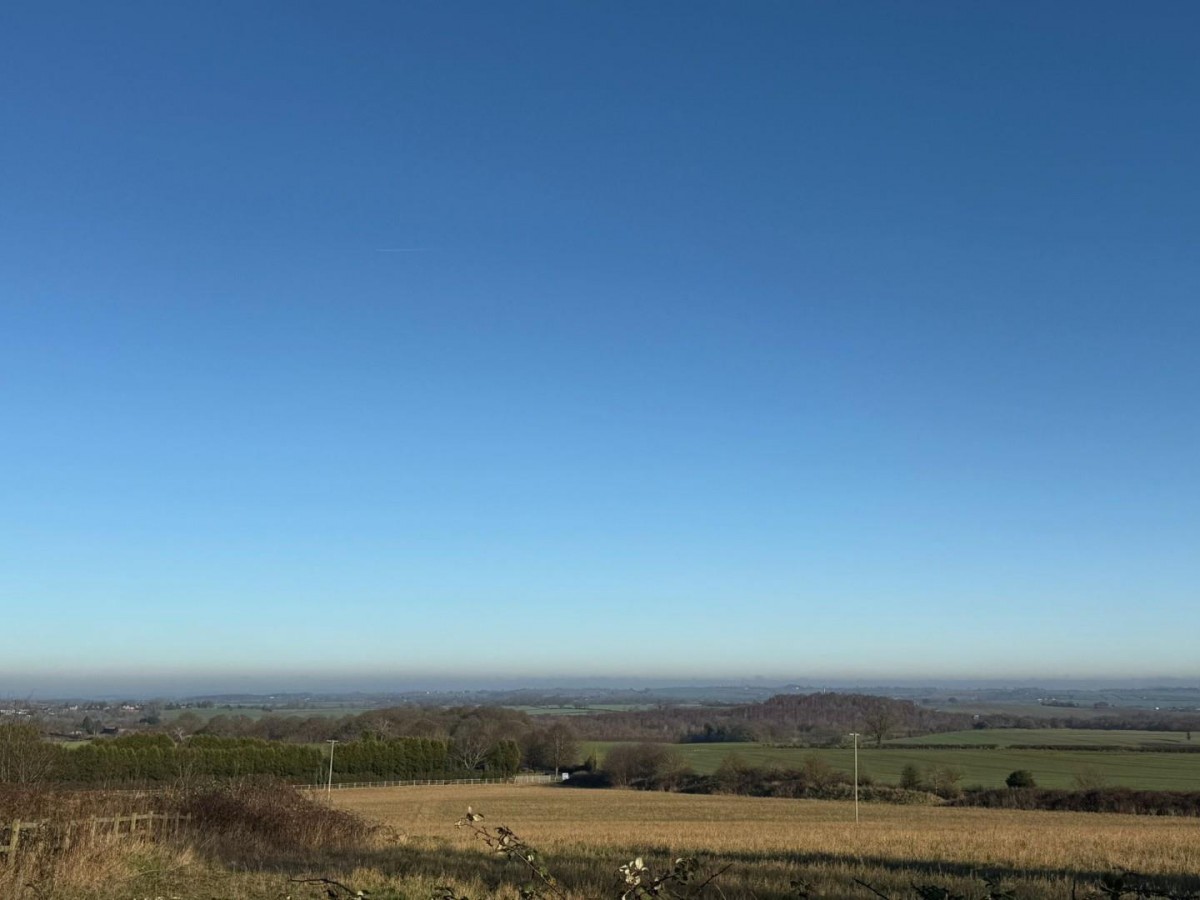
[0,725,537,785]
[556,693,973,744]
[80,693,1200,752]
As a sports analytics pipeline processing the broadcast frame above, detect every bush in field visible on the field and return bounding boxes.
[713,753,756,794]
[927,764,965,798]
[1072,765,1110,790]
[170,777,378,858]
[1005,769,1036,789]
[800,753,839,789]
[603,743,691,789]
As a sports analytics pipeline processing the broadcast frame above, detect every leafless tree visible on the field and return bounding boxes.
[0,722,58,784]
[451,717,494,772]
[544,722,579,776]
[862,707,898,747]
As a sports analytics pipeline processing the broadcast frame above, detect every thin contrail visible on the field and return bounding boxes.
[376,247,427,252]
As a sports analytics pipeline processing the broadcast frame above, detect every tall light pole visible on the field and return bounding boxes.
[326,740,339,800]
[848,732,860,823]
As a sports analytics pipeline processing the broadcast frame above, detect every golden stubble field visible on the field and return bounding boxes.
[334,784,1200,899]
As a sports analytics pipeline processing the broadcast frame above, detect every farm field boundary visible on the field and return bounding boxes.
[0,812,189,858]
[584,741,1200,790]
[305,775,559,791]
[888,729,1196,748]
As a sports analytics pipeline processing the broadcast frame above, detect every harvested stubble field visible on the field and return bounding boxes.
[335,784,1200,899]
[6,782,1200,899]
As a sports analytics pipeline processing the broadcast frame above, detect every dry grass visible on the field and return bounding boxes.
[334,784,1200,898]
[172,778,382,862]
[0,781,387,900]
[0,785,173,897]
[0,814,196,897]
[0,785,168,821]
[5,782,1199,898]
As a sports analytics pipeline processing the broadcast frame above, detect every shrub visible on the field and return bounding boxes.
[170,777,378,858]
[712,753,755,794]
[1072,765,1110,790]
[1005,769,1036,788]
[800,753,839,789]
[954,787,1200,816]
[602,743,691,789]
[927,764,964,798]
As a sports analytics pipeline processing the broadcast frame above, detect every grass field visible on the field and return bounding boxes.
[332,784,1200,899]
[160,705,377,722]
[583,741,1200,790]
[929,703,1116,719]
[510,704,655,716]
[889,729,1195,747]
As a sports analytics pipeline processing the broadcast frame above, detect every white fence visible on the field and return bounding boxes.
[310,774,559,791]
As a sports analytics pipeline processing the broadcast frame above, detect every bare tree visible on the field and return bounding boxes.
[862,707,898,747]
[0,722,58,784]
[451,717,494,772]
[545,722,579,776]
[927,764,963,797]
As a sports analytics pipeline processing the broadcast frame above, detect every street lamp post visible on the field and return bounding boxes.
[326,740,339,800]
[848,732,860,823]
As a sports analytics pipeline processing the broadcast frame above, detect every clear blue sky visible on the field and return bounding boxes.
[2,2,1197,695]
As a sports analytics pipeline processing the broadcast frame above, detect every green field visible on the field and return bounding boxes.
[931,702,1117,719]
[510,704,654,716]
[890,728,1195,747]
[583,741,1200,791]
[161,705,376,722]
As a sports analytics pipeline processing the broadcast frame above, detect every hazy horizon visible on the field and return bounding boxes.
[4,669,1199,702]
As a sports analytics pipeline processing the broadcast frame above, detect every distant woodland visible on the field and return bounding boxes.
[155,692,1200,745]
[4,691,1198,791]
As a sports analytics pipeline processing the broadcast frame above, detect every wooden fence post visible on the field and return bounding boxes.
[7,821,21,857]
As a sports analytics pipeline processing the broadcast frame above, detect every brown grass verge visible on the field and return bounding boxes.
[0,779,385,899]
